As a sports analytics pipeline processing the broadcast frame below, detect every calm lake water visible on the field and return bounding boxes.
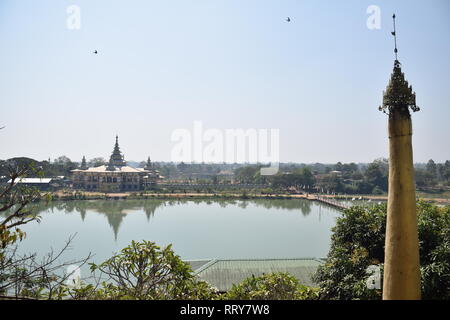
[8,199,341,266]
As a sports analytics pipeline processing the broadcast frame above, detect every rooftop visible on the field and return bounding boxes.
[72,165,149,173]
[186,258,323,292]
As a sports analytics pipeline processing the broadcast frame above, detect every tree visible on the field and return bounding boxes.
[0,161,91,299]
[88,157,107,168]
[50,155,77,176]
[445,161,450,181]
[343,163,358,174]
[298,167,315,187]
[364,161,388,192]
[415,169,436,188]
[0,163,43,250]
[316,173,344,193]
[177,162,188,172]
[334,162,344,172]
[270,167,315,191]
[234,166,261,184]
[437,163,445,182]
[313,202,450,300]
[426,159,437,179]
[89,240,217,300]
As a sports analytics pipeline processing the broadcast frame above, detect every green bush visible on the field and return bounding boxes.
[313,201,450,300]
[88,240,218,300]
[225,272,319,300]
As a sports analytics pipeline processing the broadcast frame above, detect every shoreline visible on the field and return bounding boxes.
[49,190,450,205]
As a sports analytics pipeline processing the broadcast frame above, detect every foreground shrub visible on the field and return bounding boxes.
[225,272,319,300]
[88,240,218,300]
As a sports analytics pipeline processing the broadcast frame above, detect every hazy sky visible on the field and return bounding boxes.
[0,0,449,163]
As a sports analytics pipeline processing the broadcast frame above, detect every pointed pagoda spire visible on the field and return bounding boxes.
[107,135,126,170]
[80,156,88,170]
[144,156,153,171]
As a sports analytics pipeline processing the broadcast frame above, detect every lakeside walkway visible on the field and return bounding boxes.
[311,195,351,210]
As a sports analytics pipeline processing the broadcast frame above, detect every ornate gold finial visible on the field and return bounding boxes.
[379,14,420,116]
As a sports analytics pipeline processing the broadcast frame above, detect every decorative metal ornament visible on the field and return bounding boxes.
[379,14,420,117]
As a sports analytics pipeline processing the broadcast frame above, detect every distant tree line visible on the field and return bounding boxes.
[415,159,450,189]
[1,157,448,195]
[232,158,449,195]
[0,156,78,178]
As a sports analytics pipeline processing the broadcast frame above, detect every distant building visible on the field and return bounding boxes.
[71,136,162,192]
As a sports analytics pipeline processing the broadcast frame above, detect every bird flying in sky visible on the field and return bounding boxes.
[286,17,291,22]
[93,50,98,54]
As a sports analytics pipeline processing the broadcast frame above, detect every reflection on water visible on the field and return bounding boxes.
[8,199,340,263]
[39,199,166,240]
[26,199,315,240]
